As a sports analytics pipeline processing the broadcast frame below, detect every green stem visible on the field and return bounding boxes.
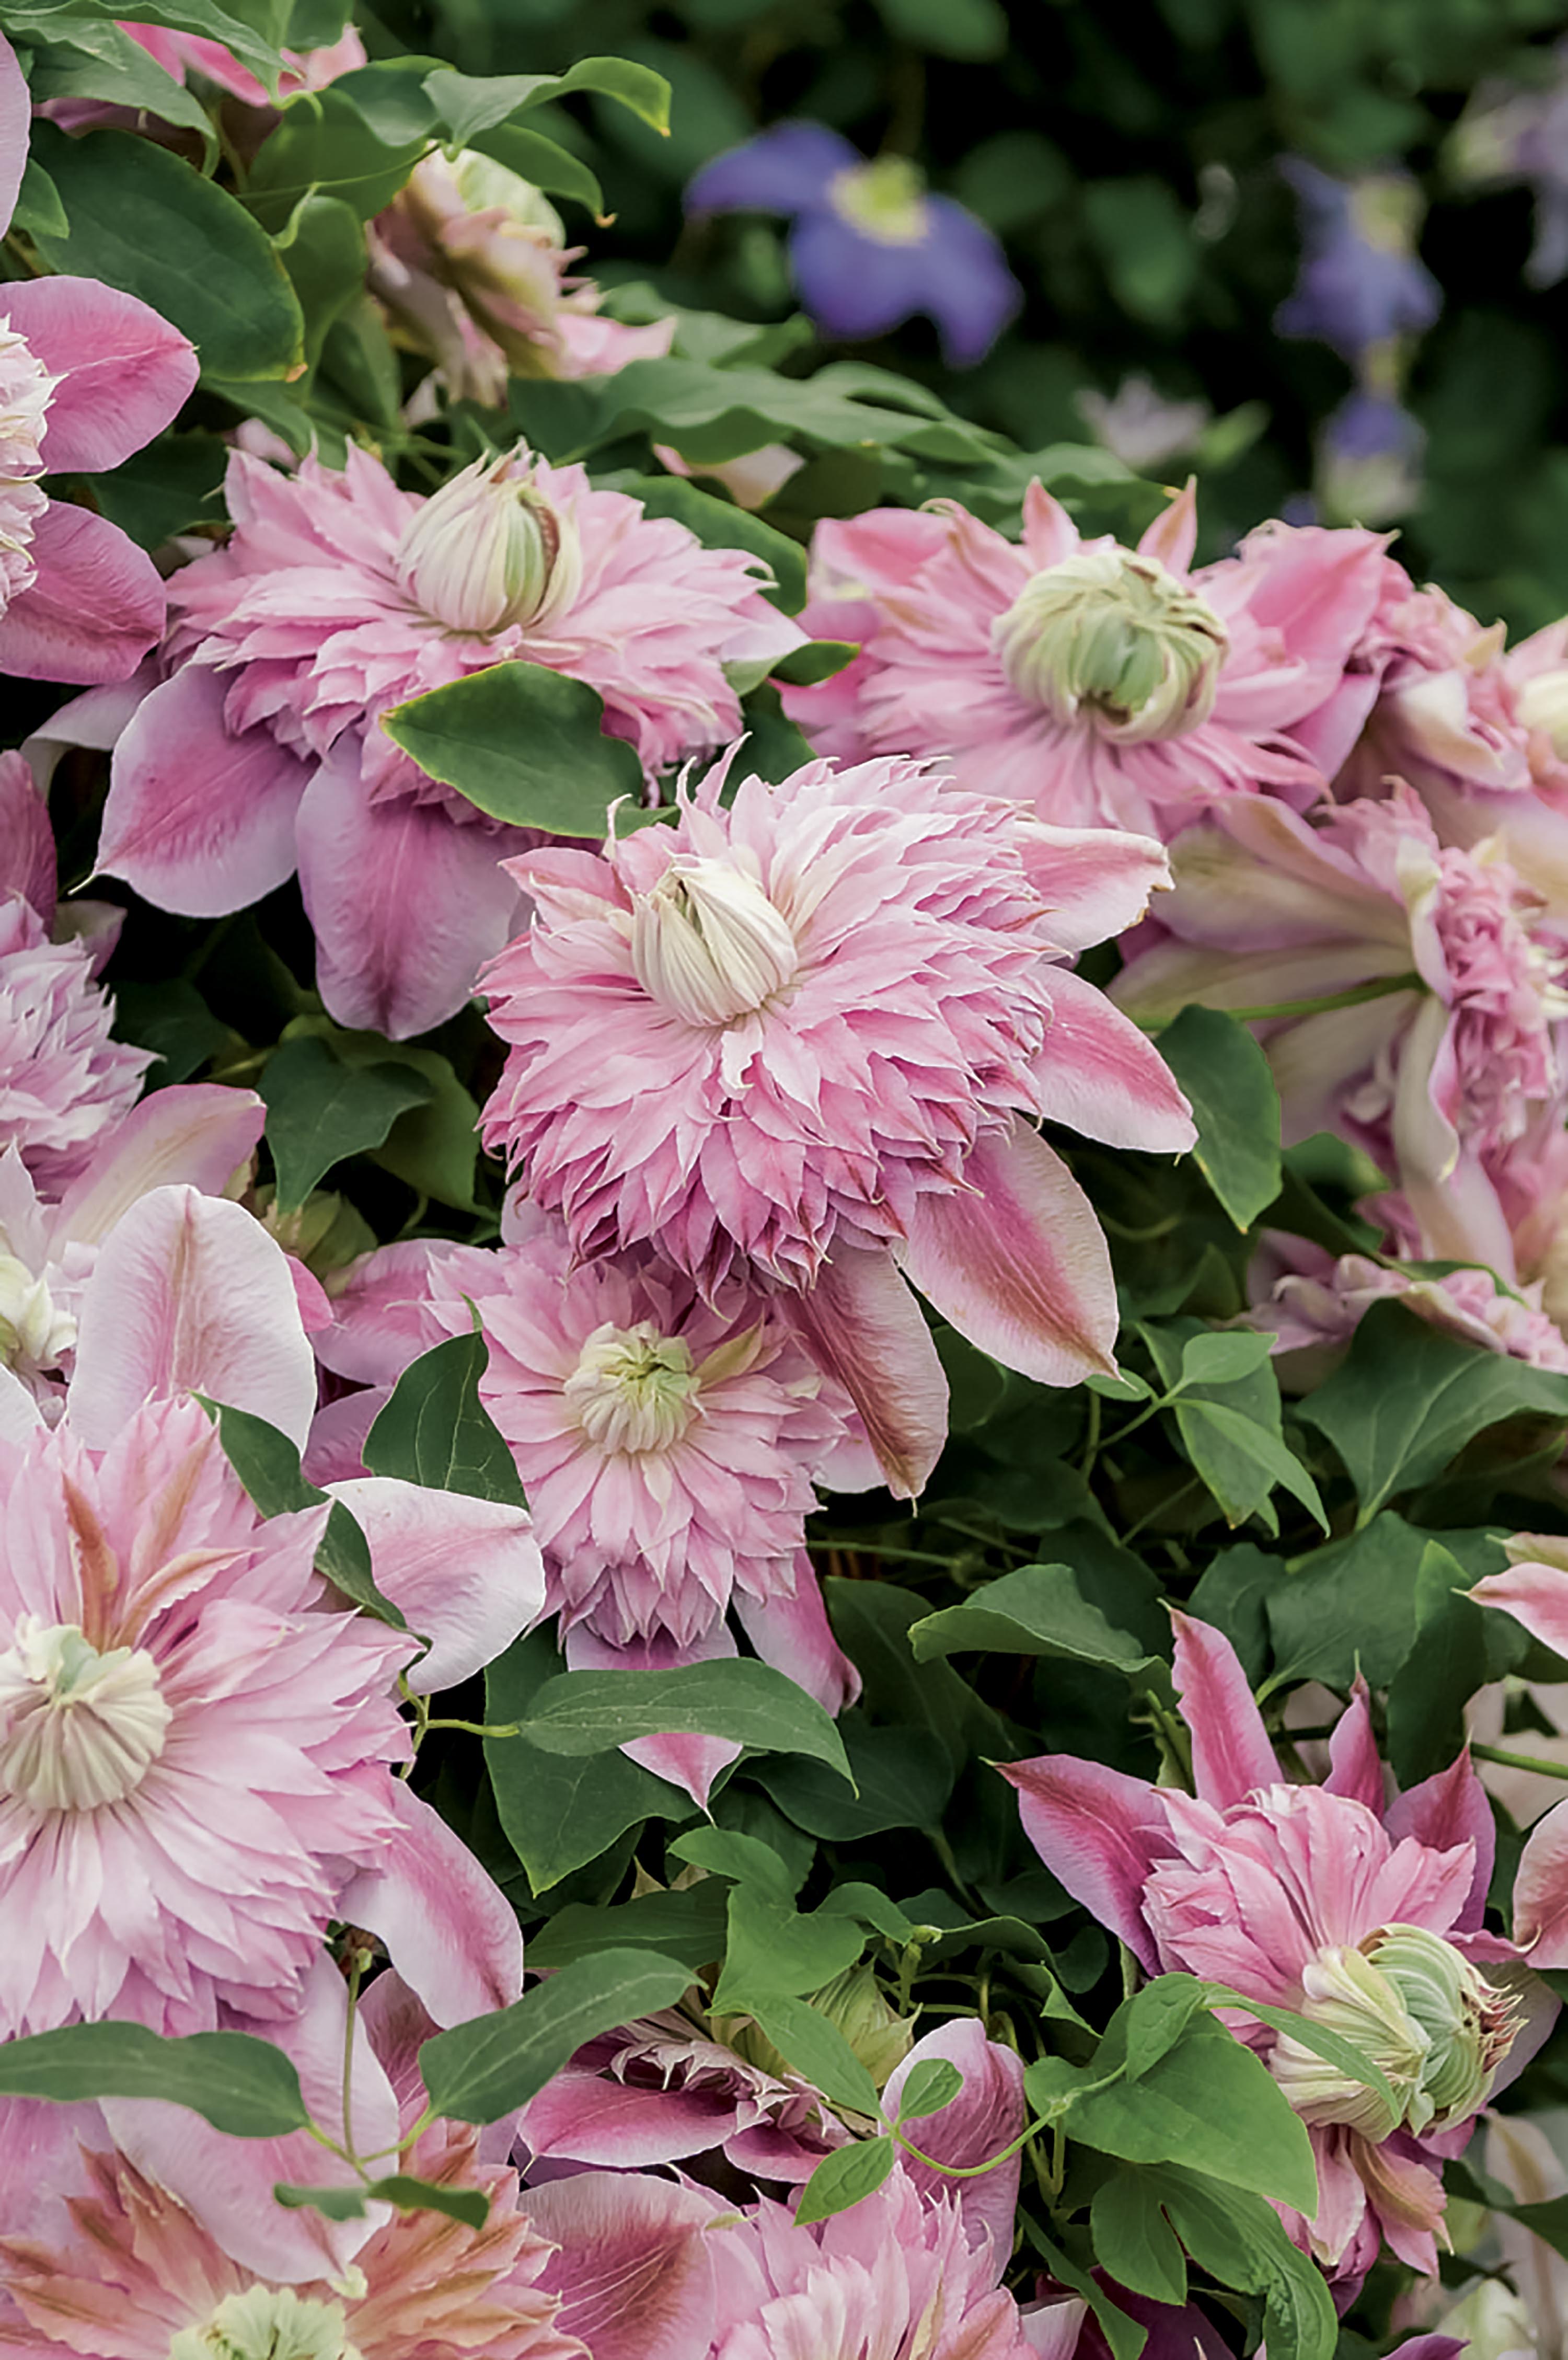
[421,1717,523,1739]
[1471,1740,1568,1781]
[1138,971,1422,1033]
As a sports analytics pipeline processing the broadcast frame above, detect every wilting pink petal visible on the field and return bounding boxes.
[0,29,26,238]
[734,1556,860,1715]
[332,1780,524,2027]
[4,277,197,475]
[329,1474,545,1694]
[1032,971,1195,1152]
[883,2017,1025,2257]
[296,741,526,1038]
[786,1244,949,1500]
[564,1619,741,1808]
[1000,1755,1165,1971]
[0,500,166,684]
[524,2172,728,2360]
[1386,1749,1495,1931]
[1171,1613,1278,1808]
[98,666,312,914]
[67,1184,318,1449]
[52,1084,264,1247]
[0,749,56,918]
[903,1120,1119,1387]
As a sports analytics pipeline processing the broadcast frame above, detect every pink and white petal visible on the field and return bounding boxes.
[1018,2296,1090,2360]
[5,277,198,474]
[734,1556,861,1716]
[328,1475,545,1693]
[0,749,57,919]
[1000,1754,1164,1972]
[1472,1562,1568,1662]
[97,666,310,915]
[0,1365,45,1443]
[0,500,165,683]
[1323,1679,1385,1814]
[1138,479,1198,575]
[565,1621,741,1809]
[52,1084,265,1249]
[786,1244,949,1501]
[68,1185,318,1450]
[1023,824,1172,954]
[23,661,154,809]
[1512,1797,1568,1964]
[296,743,525,1040]
[903,1121,1119,1388]
[304,1388,385,1486]
[1386,1748,1495,1932]
[0,31,26,238]
[521,2064,748,2169]
[525,2173,730,2360]
[333,1779,524,2027]
[1034,970,1195,1153]
[882,2017,1024,2255]
[1171,1613,1277,1809]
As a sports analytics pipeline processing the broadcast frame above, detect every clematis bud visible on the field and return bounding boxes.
[562,1318,701,1455]
[1518,665,1568,758]
[0,1251,74,1371]
[630,856,799,1027]
[400,149,571,376]
[719,1963,916,2093]
[993,547,1228,743]
[168,2286,356,2360]
[395,448,581,636]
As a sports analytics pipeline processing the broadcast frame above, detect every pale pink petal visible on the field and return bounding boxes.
[97,666,310,915]
[524,2172,727,2360]
[0,1364,45,1442]
[564,1620,741,1808]
[734,1557,860,1716]
[1171,1613,1277,1809]
[1503,1798,1568,1962]
[1034,970,1195,1152]
[1022,825,1173,955]
[328,1475,545,1693]
[0,500,165,683]
[296,741,526,1040]
[0,31,25,238]
[1137,479,1198,575]
[52,1085,265,1248]
[882,2017,1024,2255]
[1000,1755,1163,1971]
[1472,1561,1568,1660]
[903,1120,1119,1386]
[333,1780,524,2027]
[68,1185,318,1450]
[0,749,56,918]
[1386,1749,1495,1932]
[786,1244,949,1500]
[5,278,197,475]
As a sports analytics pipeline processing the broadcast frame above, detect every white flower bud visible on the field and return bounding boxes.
[396,448,582,636]
[631,857,800,1028]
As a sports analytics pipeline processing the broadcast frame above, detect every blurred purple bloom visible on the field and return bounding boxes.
[1318,388,1426,525]
[686,120,1021,365]
[1275,159,1440,365]
[1451,42,1568,288]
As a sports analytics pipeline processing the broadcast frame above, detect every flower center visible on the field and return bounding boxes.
[1518,666,1568,759]
[563,1320,700,1454]
[630,857,800,1028]
[1269,1924,1518,2142]
[0,324,55,618]
[0,1617,171,1812]
[396,450,581,636]
[992,546,1229,743]
[169,2287,360,2360]
[827,156,930,246]
[0,1252,75,1374]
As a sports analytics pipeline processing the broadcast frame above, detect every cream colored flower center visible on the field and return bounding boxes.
[827,156,930,246]
[0,1617,171,1812]
[0,1252,75,1372]
[563,1319,700,1455]
[169,2286,360,2360]
[1269,1923,1518,2142]
[396,451,581,635]
[993,546,1228,742]
[1518,667,1568,759]
[630,857,799,1027]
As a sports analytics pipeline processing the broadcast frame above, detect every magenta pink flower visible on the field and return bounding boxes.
[0,887,151,1200]
[780,485,1387,836]
[1114,786,1568,1273]
[1005,1615,1544,2282]
[479,750,1193,1492]
[95,442,803,1037]
[0,44,197,683]
[1246,1238,1568,1386]
[117,17,367,106]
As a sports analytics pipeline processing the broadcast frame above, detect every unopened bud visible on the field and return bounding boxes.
[630,857,799,1028]
[396,449,581,636]
[993,546,1228,742]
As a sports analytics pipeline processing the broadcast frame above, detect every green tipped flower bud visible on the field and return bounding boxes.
[1367,1925,1519,2129]
[396,448,581,636]
[993,547,1228,743]
[630,856,799,1028]
[718,1963,916,2093]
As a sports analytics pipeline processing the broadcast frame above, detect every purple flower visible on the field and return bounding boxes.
[1318,387,1426,525]
[1450,42,1568,288]
[686,121,1020,365]
[1275,159,1440,366]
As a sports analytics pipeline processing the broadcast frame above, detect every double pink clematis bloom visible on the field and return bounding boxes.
[781,484,1387,836]
[96,442,803,1038]
[1005,1614,1552,2286]
[0,36,197,682]
[480,749,1194,1494]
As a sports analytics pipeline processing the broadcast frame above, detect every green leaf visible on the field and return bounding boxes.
[1296,1297,1568,1520]
[1158,1006,1283,1231]
[710,1884,866,2013]
[280,1017,480,1212]
[274,191,367,375]
[736,1991,883,2116]
[365,1332,528,1509]
[1178,1398,1328,1529]
[273,2183,371,2219]
[260,1033,433,1212]
[1082,176,1197,329]
[1146,1319,1325,1533]
[669,1824,802,1900]
[908,1562,1173,1697]
[29,122,304,381]
[26,24,218,149]
[1177,1330,1276,1387]
[367,2174,490,2228]
[524,1885,732,1973]
[1090,2169,1189,2306]
[1140,2165,1336,2360]
[1120,1974,1210,2079]
[423,55,670,146]
[382,662,649,836]
[473,122,605,216]
[112,976,230,1086]
[760,1720,954,1841]
[244,80,431,231]
[1385,1541,1491,1785]
[203,1398,410,1632]
[0,2022,309,2136]
[793,2133,897,2225]
[1202,1986,1396,2127]
[11,154,68,239]
[896,2057,964,2123]
[873,0,1007,56]
[516,1661,854,1783]
[1067,2014,1319,2216]
[419,1948,695,2123]
[771,638,860,685]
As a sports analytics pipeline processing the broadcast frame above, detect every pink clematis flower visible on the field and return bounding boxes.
[1244,1237,1568,1387]
[779,486,1387,836]
[479,750,1194,1494]
[1004,1614,1549,2284]
[1114,785,1568,1275]
[95,442,804,1038]
[0,1970,584,2354]
[0,41,197,682]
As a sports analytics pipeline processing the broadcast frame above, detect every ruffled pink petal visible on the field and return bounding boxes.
[1023,824,1173,955]
[0,500,166,683]
[328,1475,545,1694]
[1171,1613,1277,1809]
[903,1120,1119,1387]
[1001,1755,1164,1971]
[1034,970,1195,1152]
[524,2172,728,2360]
[734,1557,860,1716]
[882,2017,1024,2255]
[333,1780,524,2027]
[786,1244,949,1500]
[1387,1748,1495,1933]
[0,31,27,238]
[296,741,526,1040]
[97,666,310,915]
[68,1184,318,1450]
[5,277,197,475]
[52,1084,265,1248]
